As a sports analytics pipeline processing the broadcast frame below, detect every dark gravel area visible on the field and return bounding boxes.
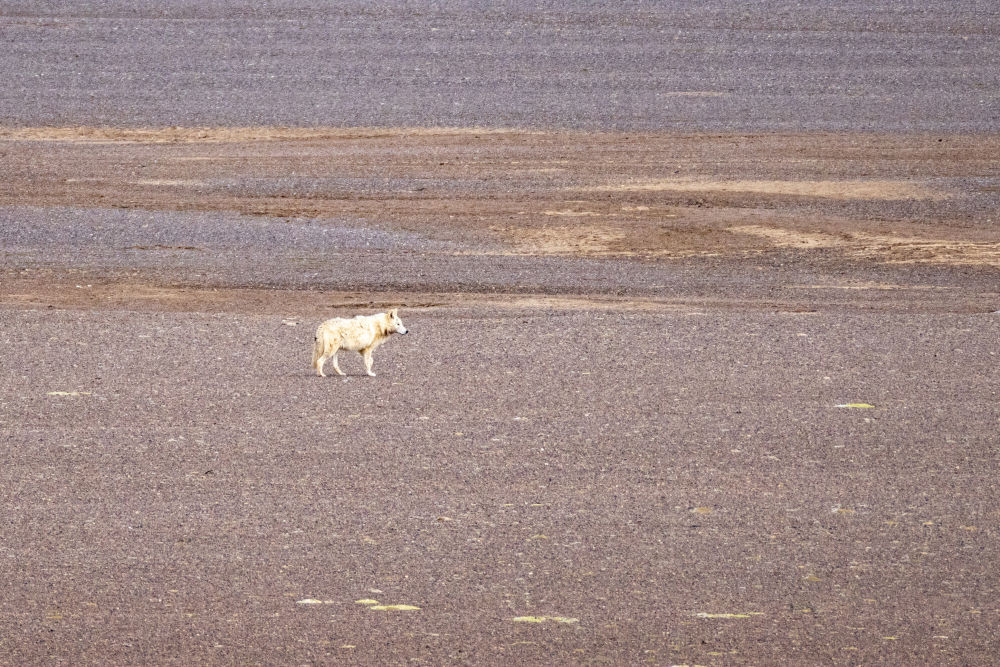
[2,306,998,664]
[1,1,998,131]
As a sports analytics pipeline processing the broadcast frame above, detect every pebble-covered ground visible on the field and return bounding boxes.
[2,1,999,664]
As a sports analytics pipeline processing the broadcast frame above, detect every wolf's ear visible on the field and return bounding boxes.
[388,308,398,318]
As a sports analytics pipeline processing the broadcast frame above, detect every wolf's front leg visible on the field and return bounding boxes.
[331,350,346,376]
[362,349,376,377]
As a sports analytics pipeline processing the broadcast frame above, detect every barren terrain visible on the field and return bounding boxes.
[3,128,999,313]
[2,1,1000,664]
[2,127,999,665]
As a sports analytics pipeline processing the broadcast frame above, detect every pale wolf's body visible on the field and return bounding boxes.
[312,309,408,377]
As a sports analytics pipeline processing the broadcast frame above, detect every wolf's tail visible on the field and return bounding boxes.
[311,331,324,369]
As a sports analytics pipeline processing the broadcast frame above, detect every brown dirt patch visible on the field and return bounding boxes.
[586,178,947,200]
[730,225,1000,266]
[0,276,703,315]
[1,127,997,266]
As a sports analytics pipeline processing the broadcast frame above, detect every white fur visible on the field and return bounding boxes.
[312,308,408,377]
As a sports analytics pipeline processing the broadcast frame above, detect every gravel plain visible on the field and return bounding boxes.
[2,1,1000,664]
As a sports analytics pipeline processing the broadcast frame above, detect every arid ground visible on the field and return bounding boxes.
[2,2,999,665]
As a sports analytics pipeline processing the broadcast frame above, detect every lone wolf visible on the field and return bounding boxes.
[312,308,408,377]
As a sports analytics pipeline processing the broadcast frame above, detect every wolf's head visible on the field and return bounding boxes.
[387,308,408,335]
